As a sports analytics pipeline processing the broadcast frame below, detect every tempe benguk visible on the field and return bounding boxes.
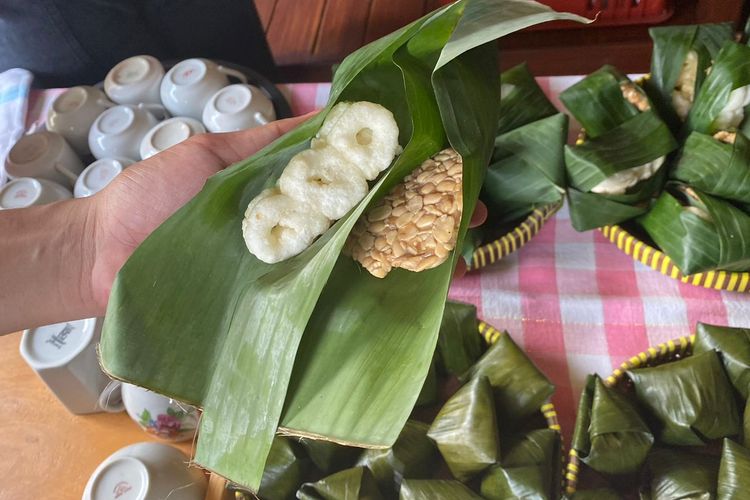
[98,0,589,491]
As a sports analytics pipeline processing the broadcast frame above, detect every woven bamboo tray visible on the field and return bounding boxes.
[467,202,561,271]
[564,334,695,495]
[212,319,565,500]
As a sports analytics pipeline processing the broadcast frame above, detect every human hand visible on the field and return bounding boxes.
[88,114,311,311]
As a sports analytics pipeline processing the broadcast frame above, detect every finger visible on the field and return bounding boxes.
[204,112,317,166]
[453,257,467,280]
[469,200,488,228]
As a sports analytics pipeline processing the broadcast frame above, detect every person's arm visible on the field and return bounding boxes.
[0,198,98,333]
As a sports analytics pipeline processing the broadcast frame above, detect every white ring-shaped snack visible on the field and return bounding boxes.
[242,188,331,263]
[279,146,368,220]
[316,101,400,180]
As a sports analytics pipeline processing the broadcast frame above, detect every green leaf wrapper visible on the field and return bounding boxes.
[480,428,560,500]
[427,376,500,481]
[297,439,361,476]
[646,23,733,128]
[97,0,588,490]
[571,375,653,475]
[672,132,750,205]
[718,439,750,500]
[570,489,623,500]
[646,448,719,500]
[297,467,383,500]
[687,41,750,135]
[497,62,558,135]
[356,421,437,494]
[436,301,484,377]
[399,479,482,500]
[482,113,568,225]
[464,330,554,424]
[559,65,640,139]
[258,437,306,500]
[639,184,750,274]
[693,322,750,400]
[627,350,740,446]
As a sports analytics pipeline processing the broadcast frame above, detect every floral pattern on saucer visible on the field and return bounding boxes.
[137,406,196,440]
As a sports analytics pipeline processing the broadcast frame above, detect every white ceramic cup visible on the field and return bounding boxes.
[104,55,165,105]
[46,86,115,155]
[82,442,207,500]
[201,83,276,132]
[5,131,85,187]
[139,117,205,160]
[99,383,200,442]
[19,318,124,415]
[160,58,248,119]
[74,157,134,198]
[89,104,163,160]
[0,177,72,209]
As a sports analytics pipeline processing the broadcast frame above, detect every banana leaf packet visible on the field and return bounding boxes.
[568,488,622,500]
[717,438,750,500]
[693,322,750,400]
[627,350,740,446]
[645,23,733,131]
[435,301,485,378]
[399,479,482,500]
[480,428,561,500]
[642,448,719,500]
[571,375,653,476]
[639,182,750,275]
[297,467,384,500]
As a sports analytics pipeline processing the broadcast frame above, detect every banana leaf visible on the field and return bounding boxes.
[356,421,437,494]
[646,448,719,500]
[687,41,750,135]
[464,330,554,423]
[296,467,383,500]
[481,113,568,225]
[559,65,640,139]
[427,376,499,481]
[638,183,750,274]
[717,439,750,500]
[97,0,588,490]
[416,358,439,407]
[564,112,677,193]
[258,437,307,500]
[436,301,484,377]
[480,428,560,500]
[672,132,750,205]
[497,62,558,135]
[646,23,733,129]
[744,398,750,449]
[627,350,740,446]
[297,439,361,476]
[569,489,622,500]
[399,480,482,500]
[571,375,653,476]
[693,322,750,400]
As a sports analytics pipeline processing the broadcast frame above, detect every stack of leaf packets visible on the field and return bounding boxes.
[464,63,569,261]
[228,300,559,499]
[97,0,588,491]
[560,22,750,276]
[569,322,750,498]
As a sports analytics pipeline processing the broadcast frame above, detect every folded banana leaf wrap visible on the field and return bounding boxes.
[97,0,587,489]
[644,448,719,500]
[693,322,750,400]
[686,41,750,136]
[639,182,750,275]
[560,67,678,231]
[672,132,750,205]
[465,63,568,257]
[627,350,740,446]
[257,437,307,500]
[480,428,561,500]
[571,375,653,475]
[436,301,484,377]
[297,467,384,500]
[569,488,622,500]
[297,439,361,476]
[463,329,555,424]
[399,479,482,500]
[717,439,750,500]
[645,23,733,130]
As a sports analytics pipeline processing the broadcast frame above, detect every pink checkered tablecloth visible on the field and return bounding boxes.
[19,79,750,440]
